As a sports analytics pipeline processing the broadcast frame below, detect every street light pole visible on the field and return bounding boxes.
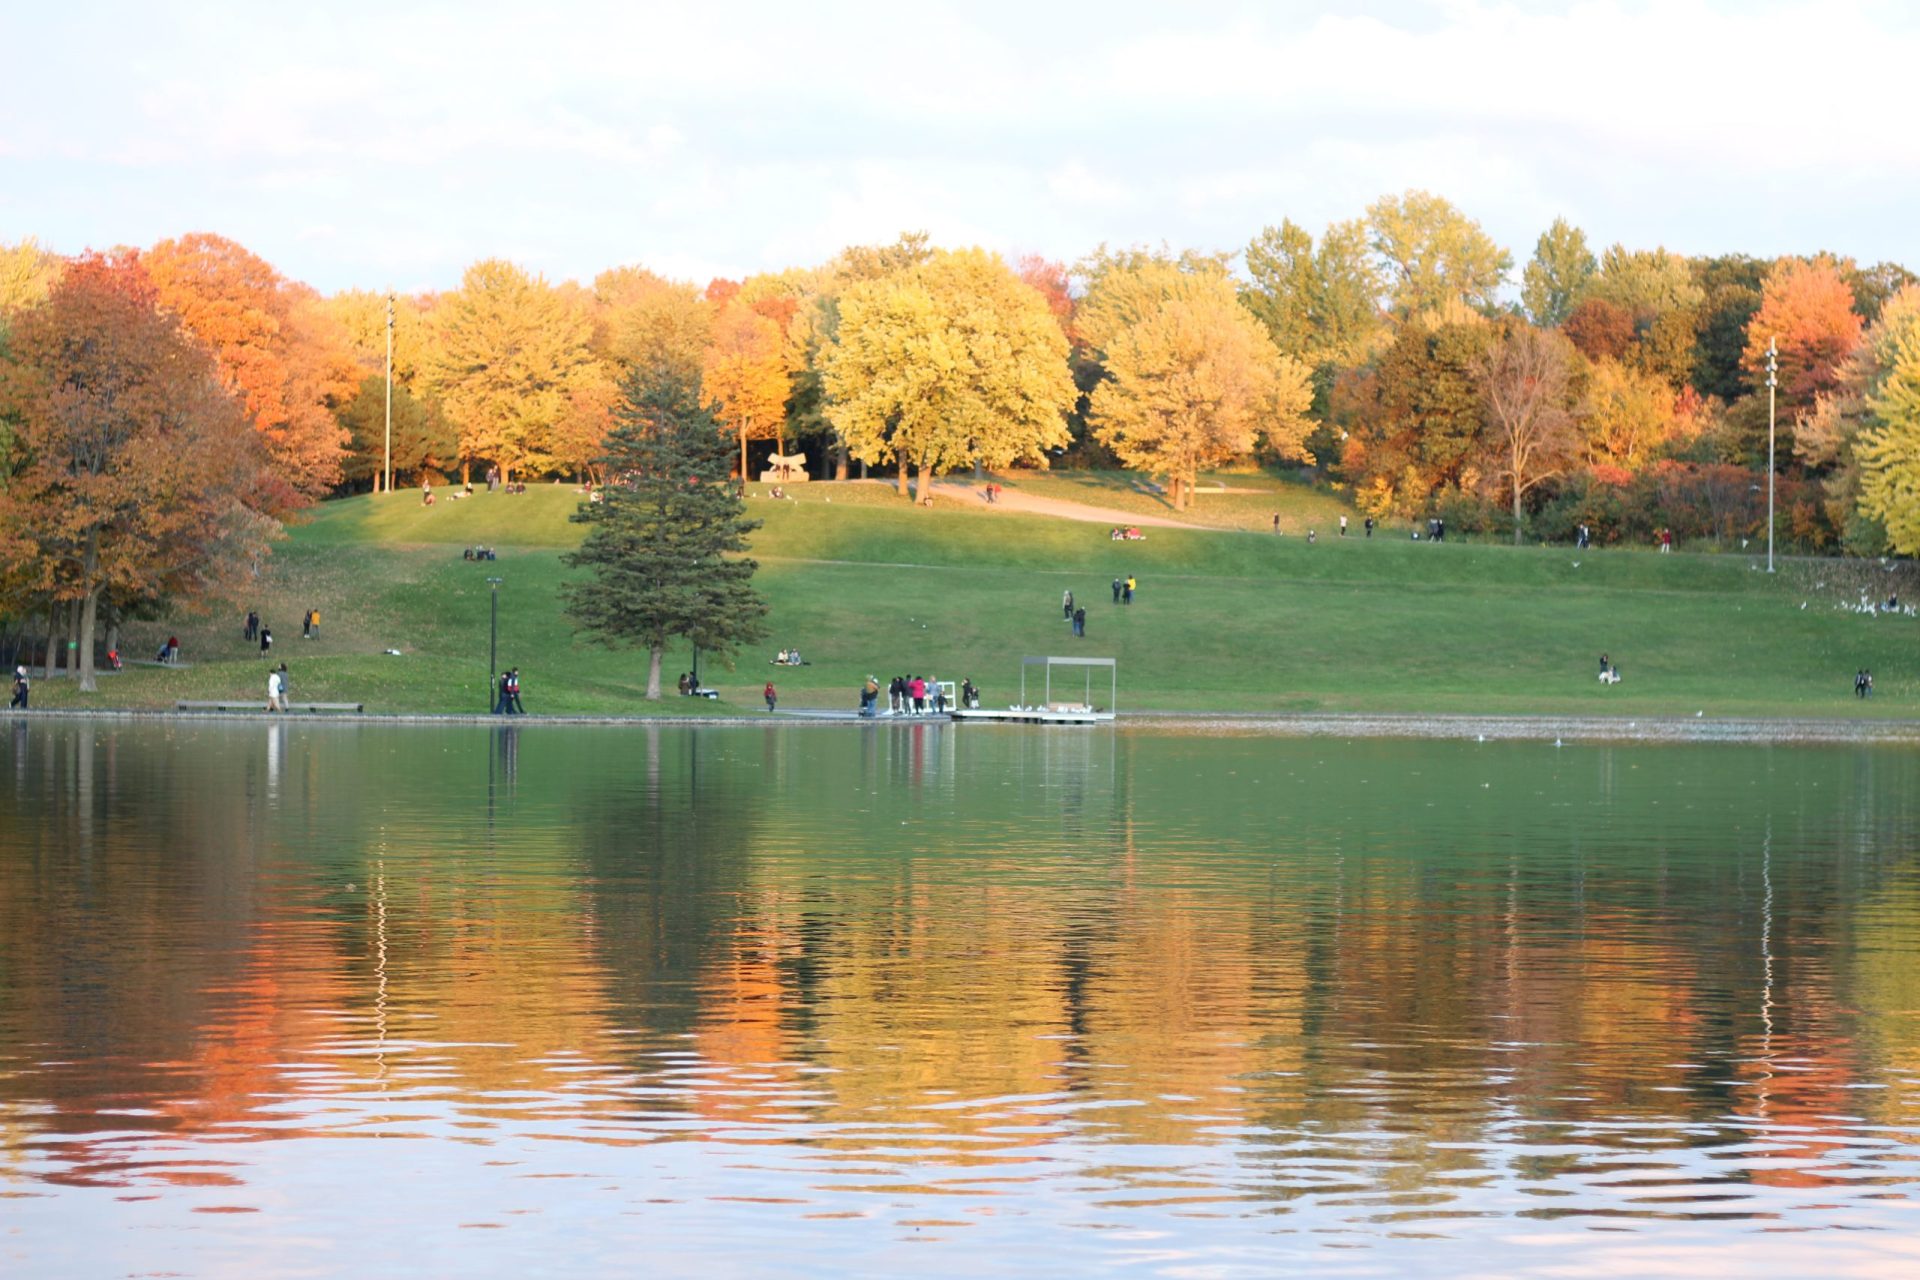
[487,577,502,711]
[1766,336,1778,573]
[383,292,394,497]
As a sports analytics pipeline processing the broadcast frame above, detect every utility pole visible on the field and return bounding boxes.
[384,292,395,496]
[1766,335,1778,573]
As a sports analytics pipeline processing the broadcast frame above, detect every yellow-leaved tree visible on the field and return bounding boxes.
[823,248,1074,502]
[1081,263,1312,509]
[702,300,795,478]
[424,259,593,483]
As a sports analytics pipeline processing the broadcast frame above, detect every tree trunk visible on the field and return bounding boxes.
[461,458,471,485]
[78,590,99,693]
[740,427,749,483]
[834,439,849,481]
[896,461,909,497]
[645,645,663,700]
[1512,475,1524,546]
[43,600,56,680]
[78,533,99,693]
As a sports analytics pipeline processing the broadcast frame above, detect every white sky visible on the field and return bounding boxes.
[2,0,1914,294]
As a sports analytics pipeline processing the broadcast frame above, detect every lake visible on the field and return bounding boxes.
[2,719,1918,1277]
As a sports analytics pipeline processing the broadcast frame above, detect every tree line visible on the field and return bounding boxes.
[6,195,1920,684]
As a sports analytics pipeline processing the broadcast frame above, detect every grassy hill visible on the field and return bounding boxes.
[21,473,1920,718]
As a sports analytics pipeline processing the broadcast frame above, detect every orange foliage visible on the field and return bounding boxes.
[1017,253,1076,340]
[1742,255,1864,415]
[143,233,356,509]
[1562,297,1634,361]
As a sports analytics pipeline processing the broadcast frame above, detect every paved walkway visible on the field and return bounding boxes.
[926,480,1203,530]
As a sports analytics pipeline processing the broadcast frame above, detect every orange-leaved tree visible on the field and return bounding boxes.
[701,300,794,478]
[1743,255,1864,420]
[0,251,273,691]
[144,233,357,509]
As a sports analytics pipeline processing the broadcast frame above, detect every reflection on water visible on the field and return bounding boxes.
[2,721,1919,1277]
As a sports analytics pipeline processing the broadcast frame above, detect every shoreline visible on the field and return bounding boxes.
[7,706,1920,745]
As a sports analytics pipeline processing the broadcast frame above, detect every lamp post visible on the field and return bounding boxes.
[486,577,502,711]
[383,292,394,496]
[1766,336,1778,573]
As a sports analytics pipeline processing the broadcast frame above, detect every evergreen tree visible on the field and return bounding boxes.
[562,366,767,700]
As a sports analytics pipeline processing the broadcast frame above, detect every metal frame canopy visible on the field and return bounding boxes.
[1019,656,1117,712]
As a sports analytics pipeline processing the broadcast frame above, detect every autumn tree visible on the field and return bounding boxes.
[1690,255,1767,401]
[1743,255,1864,420]
[144,233,357,508]
[1335,306,1495,515]
[591,266,710,383]
[325,289,445,490]
[1839,287,1920,551]
[1476,325,1580,543]
[1366,190,1512,316]
[0,252,272,691]
[1582,360,1695,471]
[425,259,594,483]
[1521,217,1595,327]
[0,238,60,332]
[1563,298,1636,362]
[562,366,767,699]
[551,368,619,483]
[823,247,1074,501]
[1241,218,1384,366]
[1083,263,1312,509]
[702,300,795,477]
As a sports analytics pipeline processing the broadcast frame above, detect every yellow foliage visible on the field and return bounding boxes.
[702,301,795,476]
[1085,267,1311,509]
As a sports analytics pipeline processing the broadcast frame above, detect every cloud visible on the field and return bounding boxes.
[3,0,1918,290]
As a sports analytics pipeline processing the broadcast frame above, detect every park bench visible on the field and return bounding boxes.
[177,700,364,714]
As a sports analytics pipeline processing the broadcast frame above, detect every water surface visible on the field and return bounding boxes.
[2,721,1918,1276]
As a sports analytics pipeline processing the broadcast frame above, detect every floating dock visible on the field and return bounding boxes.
[950,706,1113,725]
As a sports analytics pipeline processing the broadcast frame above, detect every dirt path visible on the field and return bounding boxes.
[925,480,1203,530]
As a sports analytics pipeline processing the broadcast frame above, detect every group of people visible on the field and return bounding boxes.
[301,609,322,639]
[1855,669,1876,698]
[264,662,292,711]
[461,546,499,561]
[156,635,181,664]
[492,668,526,714]
[772,648,806,665]
[879,674,946,715]
[1108,526,1145,541]
[1598,653,1623,685]
[245,611,274,653]
[677,672,716,698]
[1421,517,1448,542]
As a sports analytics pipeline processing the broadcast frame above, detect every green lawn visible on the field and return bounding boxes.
[22,478,1920,718]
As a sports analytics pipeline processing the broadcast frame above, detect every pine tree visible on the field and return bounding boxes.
[562,366,767,699]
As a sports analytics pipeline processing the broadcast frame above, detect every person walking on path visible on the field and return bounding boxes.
[494,669,512,715]
[1856,669,1868,699]
[861,676,880,716]
[260,626,273,654]
[1365,516,1374,538]
[1272,513,1280,534]
[1123,575,1135,605]
[764,680,778,712]
[1339,514,1348,537]
[1063,589,1074,620]
[1072,606,1086,637]
[266,666,282,712]
[10,666,28,710]
[507,668,525,714]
